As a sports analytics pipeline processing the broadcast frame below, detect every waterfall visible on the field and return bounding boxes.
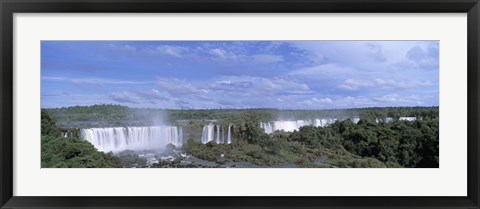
[179,127,183,143]
[399,117,417,121]
[221,126,225,144]
[216,125,221,144]
[201,124,215,144]
[201,124,232,144]
[351,117,360,124]
[80,126,183,153]
[260,120,312,133]
[227,125,232,144]
[260,122,274,134]
[260,116,414,134]
[260,118,339,134]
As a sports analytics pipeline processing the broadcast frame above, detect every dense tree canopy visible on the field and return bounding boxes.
[41,110,117,168]
[42,105,439,168]
[45,104,438,127]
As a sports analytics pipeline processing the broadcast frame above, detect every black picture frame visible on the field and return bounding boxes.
[1,0,479,208]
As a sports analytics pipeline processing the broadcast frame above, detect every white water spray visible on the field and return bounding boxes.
[227,125,232,144]
[260,118,340,134]
[201,124,232,144]
[80,126,183,153]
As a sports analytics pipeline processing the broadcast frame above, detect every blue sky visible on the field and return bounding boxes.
[41,41,439,109]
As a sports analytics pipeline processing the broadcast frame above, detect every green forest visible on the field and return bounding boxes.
[46,104,438,127]
[182,114,438,168]
[42,105,439,168]
[41,110,117,168]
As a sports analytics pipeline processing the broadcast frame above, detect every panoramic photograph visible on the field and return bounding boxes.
[41,41,439,168]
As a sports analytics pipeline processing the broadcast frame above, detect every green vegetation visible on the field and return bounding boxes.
[41,110,117,168]
[45,104,438,127]
[184,117,438,168]
[42,105,439,168]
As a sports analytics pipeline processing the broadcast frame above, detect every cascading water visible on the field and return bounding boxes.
[179,127,183,144]
[216,125,221,144]
[80,126,183,153]
[260,122,274,134]
[201,124,232,144]
[227,125,232,144]
[350,117,360,124]
[201,124,215,144]
[221,126,225,144]
[260,116,416,134]
[260,118,342,134]
[399,117,417,121]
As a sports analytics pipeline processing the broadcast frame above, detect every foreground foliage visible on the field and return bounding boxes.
[185,117,439,168]
[41,110,117,168]
[42,105,439,168]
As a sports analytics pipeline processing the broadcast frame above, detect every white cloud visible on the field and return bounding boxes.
[289,64,355,80]
[206,48,284,65]
[375,79,433,89]
[109,90,172,104]
[106,44,137,53]
[337,79,373,90]
[208,48,235,60]
[373,94,422,104]
[210,76,310,96]
[109,92,143,103]
[156,78,208,96]
[106,43,189,58]
[337,78,433,91]
[108,43,285,66]
[257,78,309,92]
[365,42,387,62]
[149,45,189,58]
[42,76,151,85]
[395,44,439,70]
[303,97,333,106]
[249,54,284,64]
[334,96,376,107]
[152,76,313,109]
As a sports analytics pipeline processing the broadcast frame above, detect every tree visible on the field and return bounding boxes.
[41,110,117,168]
